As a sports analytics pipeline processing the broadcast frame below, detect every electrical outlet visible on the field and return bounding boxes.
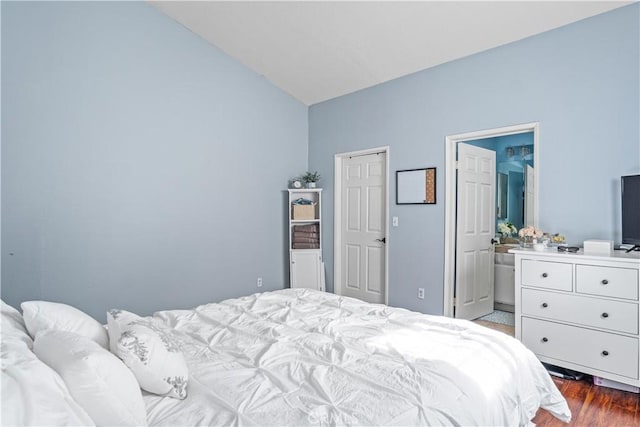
[417,288,425,299]
[257,277,263,288]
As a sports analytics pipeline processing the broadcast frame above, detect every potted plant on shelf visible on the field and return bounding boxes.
[301,171,321,188]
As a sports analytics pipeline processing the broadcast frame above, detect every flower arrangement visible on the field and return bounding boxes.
[518,226,544,239]
[518,226,544,248]
[497,221,517,237]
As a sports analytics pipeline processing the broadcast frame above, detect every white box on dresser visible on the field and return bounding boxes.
[511,247,640,387]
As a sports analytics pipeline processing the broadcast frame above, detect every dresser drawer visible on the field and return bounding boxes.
[522,288,639,334]
[521,260,573,291]
[576,264,639,300]
[522,317,639,379]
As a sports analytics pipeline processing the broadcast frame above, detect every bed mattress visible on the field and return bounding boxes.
[143,288,570,426]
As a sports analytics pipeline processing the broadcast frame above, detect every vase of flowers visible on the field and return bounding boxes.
[497,221,517,243]
[518,226,543,248]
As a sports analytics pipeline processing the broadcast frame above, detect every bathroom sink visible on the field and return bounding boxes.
[495,244,518,253]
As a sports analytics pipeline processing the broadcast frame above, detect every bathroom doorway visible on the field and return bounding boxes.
[464,132,534,315]
[443,123,539,321]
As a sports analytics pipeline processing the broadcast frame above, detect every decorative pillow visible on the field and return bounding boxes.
[107,309,188,399]
[106,309,139,354]
[21,301,108,349]
[33,329,147,426]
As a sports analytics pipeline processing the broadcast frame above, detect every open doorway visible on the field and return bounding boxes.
[443,123,539,321]
[464,133,535,318]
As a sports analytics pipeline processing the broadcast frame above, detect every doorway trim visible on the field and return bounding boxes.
[334,146,390,305]
[443,123,539,318]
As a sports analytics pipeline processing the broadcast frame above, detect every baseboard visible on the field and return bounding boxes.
[494,302,514,313]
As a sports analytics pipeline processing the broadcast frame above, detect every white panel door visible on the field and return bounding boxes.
[291,251,321,290]
[455,143,496,319]
[525,164,535,227]
[341,153,386,304]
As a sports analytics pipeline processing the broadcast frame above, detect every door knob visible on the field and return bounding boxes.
[491,238,499,244]
[375,237,386,243]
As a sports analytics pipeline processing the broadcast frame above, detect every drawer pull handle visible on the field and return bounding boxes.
[601,279,609,285]
[602,350,609,357]
[541,303,548,308]
[542,337,548,343]
[601,312,609,318]
[541,273,548,278]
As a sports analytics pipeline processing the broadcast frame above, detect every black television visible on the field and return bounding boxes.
[621,174,640,251]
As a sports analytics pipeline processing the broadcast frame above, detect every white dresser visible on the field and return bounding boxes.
[512,248,640,386]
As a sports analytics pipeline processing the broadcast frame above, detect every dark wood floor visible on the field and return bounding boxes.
[472,320,639,425]
[533,376,639,426]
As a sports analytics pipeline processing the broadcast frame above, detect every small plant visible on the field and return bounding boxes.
[497,221,517,237]
[301,171,321,183]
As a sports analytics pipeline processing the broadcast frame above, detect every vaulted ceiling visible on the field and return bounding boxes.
[152,1,631,105]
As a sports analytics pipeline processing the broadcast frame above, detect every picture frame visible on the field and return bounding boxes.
[396,167,436,204]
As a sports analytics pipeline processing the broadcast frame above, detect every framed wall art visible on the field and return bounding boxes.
[396,167,436,205]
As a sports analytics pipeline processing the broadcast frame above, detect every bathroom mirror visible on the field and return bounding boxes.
[396,167,436,204]
[497,173,508,219]
[497,144,534,230]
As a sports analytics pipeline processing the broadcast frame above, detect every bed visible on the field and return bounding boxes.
[2,288,571,426]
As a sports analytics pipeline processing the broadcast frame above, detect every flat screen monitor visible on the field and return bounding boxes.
[622,174,640,247]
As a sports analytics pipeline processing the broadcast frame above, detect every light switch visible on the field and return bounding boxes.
[392,216,399,227]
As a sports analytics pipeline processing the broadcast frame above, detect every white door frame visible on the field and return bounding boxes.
[443,123,539,318]
[334,146,390,305]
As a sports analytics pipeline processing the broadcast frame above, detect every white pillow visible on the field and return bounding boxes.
[1,340,95,426]
[106,309,139,354]
[21,301,108,349]
[107,309,188,399]
[33,329,147,426]
[2,302,95,426]
[1,300,33,348]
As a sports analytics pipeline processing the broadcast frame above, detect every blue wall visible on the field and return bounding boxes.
[309,4,640,314]
[1,1,308,320]
[3,2,638,320]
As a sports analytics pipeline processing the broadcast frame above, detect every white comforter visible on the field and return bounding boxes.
[145,289,571,426]
[1,302,95,426]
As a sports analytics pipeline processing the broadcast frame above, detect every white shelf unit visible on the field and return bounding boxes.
[288,189,324,291]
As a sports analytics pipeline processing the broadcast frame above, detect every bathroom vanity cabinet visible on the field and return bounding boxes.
[495,251,515,309]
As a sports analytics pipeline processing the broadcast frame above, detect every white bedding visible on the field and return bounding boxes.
[144,289,570,426]
[1,302,95,426]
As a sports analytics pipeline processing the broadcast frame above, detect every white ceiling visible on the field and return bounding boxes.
[151,1,632,105]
